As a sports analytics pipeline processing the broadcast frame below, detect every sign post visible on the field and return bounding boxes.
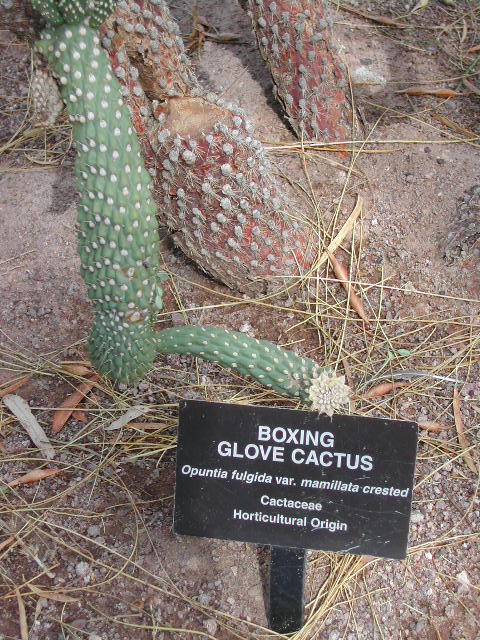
[269,546,306,632]
[173,400,418,631]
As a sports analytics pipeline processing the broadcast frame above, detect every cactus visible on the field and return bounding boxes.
[98,0,316,293]
[28,1,349,409]
[29,0,316,293]
[242,0,356,143]
[30,63,64,125]
[155,326,349,415]
[33,0,162,384]
[444,184,480,264]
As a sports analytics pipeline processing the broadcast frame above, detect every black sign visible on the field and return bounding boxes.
[173,400,418,560]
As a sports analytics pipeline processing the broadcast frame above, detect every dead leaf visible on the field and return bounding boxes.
[340,355,353,389]
[52,375,99,434]
[462,78,480,97]
[411,0,430,13]
[361,381,410,400]
[338,5,406,28]
[105,406,151,431]
[125,422,166,430]
[431,113,477,138]
[7,467,61,488]
[0,375,32,399]
[460,18,467,45]
[417,420,451,432]
[453,388,476,474]
[317,195,363,268]
[367,14,403,27]
[60,362,92,376]
[326,250,369,324]
[15,587,28,640]
[29,584,78,603]
[206,31,241,43]
[465,44,480,54]
[397,87,463,98]
[72,410,88,424]
[2,394,55,460]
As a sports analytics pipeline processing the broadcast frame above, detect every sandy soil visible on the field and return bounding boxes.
[0,2,479,639]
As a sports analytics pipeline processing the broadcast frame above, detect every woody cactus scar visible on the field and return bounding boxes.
[99,0,315,293]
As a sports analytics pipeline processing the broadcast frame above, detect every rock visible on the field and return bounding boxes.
[351,66,386,95]
[198,593,211,606]
[204,618,218,635]
[410,512,424,524]
[456,570,471,592]
[87,525,101,538]
[75,561,90,579]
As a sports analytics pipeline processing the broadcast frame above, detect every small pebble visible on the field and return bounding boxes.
[75,561,90,579]
[204,618,217,635]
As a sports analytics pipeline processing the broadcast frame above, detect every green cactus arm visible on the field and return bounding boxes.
[32,0,117,28]
[154,326,350,415]
[31,0,63,25]
[86,0,118,28]
[34,3,161,384]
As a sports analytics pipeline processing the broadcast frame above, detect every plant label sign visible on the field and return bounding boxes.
[173,400,418,560]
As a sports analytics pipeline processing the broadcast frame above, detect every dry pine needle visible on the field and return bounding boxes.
[52,375,99,434]
[327,250,369,324]
[7,467,61,488]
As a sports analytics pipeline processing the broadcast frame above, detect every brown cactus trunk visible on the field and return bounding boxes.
[243,0,358,144]
[100,0,316,293]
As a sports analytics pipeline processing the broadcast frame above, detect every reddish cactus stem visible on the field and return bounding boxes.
[243,0,357,143]
[100,0,316,293]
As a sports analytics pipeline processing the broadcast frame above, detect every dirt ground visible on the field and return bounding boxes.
[0,1,479,639]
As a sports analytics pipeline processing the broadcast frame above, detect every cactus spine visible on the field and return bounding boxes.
[33,0,162,384]
[155,326,349,415]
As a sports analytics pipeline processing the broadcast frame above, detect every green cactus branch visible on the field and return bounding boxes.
[33,0,162,384]
[154,326,350,415]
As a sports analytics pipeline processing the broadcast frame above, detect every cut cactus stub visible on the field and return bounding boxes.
[154,94,316,292]
[243,0,357,144]
[100,0,316,293]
